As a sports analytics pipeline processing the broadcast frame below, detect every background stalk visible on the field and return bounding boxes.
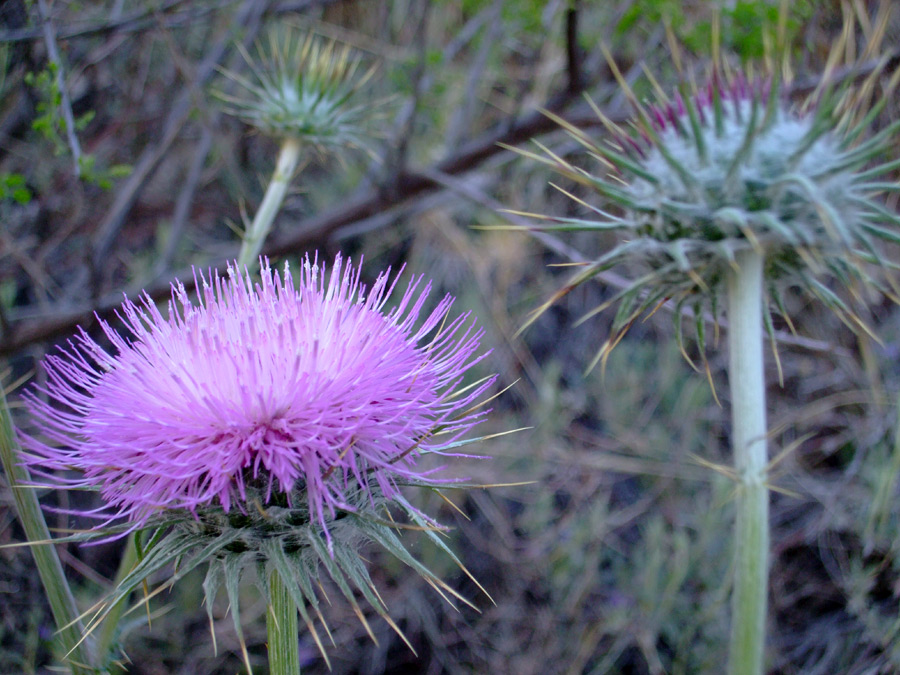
[726,249,770,675]
[237,137,302,269]
[0,387,97,673]
[267,568,301,674]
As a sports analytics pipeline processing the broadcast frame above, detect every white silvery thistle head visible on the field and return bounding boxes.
[216,27,377,154]
[514,43,900,371]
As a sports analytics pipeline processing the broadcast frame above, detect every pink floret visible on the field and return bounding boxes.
[20,254,493,535]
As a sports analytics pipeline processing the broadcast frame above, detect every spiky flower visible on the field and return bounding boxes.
[217,28,376,151]
[19,255,494,666]
[517,62,900,365]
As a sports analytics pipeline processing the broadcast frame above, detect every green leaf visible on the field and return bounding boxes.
[223,553,254,673]
[202,560,224,644]
[12,187,32,204]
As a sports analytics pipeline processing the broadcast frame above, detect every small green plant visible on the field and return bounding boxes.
[26,64,80,155]
[25,64,131,189]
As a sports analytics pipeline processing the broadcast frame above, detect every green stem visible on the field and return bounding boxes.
[267,568,301,674]
[726,249,770,675]
[95,535,139,663]
[237,137,303,270]
[0,386,97,673]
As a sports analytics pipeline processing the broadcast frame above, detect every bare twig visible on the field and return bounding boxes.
[0,0,345,44]
[0,297,10,340]
[89,0,271,272]
[0,0,188,42]
[378,0,431,190]
[36,0,83,177]
[443,0,502,151]
[152,125,215,280]
[565,0,583,94]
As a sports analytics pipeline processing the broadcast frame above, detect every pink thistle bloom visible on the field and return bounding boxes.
[20,254,493,538]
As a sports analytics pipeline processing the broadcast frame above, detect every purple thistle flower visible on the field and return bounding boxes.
[20,254,493,538]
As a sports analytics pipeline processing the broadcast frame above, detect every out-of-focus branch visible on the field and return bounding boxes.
[565,0,583,94]
[89,0,271,272]
[0,0,342,43]
[378,0,431,190]
[443,0,502,151]
[36,0,82,177]
[3,45,890,357]
[152,126,215,279]
[1,79,595,356]
[0,0,187,42]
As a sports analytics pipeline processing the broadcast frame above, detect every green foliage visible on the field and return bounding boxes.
[499,0,546,34]
[26,63,71,155]
[77,155,133,191]
[617,0,813,61]
[617,0,677,36]
[25,64,130,189]
[442,0,546,34]
[0,173,32,204]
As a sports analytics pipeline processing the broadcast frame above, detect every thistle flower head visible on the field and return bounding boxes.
[615,73,875,258]
[22,254,491,532]
[518,32,900,365]
[217,28,376,151]
[19,255,495,663]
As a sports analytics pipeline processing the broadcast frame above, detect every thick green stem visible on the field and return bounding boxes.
[0,386,97,673]
[267,568,300,674]
[237,137,303,270]
[726,249,770,675]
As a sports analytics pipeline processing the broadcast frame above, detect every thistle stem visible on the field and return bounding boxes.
[0,387,97,673]
[267,568,301,674]
[95,536,139,662]
[237,137,303,270]
[726,249,770,675]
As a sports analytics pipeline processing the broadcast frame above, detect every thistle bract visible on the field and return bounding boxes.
[19,255,494,663]
[217,28,376,151]
[526,67,900,359]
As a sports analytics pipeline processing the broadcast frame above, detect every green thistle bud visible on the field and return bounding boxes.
[217,28,376,153]
[520,60,900,367]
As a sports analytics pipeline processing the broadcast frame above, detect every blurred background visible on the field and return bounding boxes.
[3,1,900,673]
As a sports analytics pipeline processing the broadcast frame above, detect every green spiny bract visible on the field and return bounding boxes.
[520,65,900,367]
[216,28,376,153]
[80,477,478,672]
